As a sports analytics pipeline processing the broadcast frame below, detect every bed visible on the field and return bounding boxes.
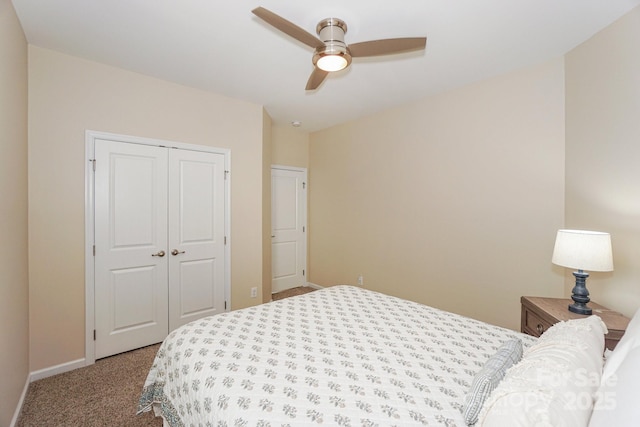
[137,285,640,426]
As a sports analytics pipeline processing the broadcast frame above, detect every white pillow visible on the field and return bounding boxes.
[588,345,640,426]
[589,308,640,427]
[600,308,640,385]
[477,315,607,427]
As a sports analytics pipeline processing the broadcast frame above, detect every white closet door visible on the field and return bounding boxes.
[168,149,226,331]
[94,140,169,359]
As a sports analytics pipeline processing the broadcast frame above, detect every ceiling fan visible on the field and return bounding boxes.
[252,7,427,90]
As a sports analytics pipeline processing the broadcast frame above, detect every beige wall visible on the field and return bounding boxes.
[0,0,29,424]
[28,46,266,371]
[565,6,640,318]
[271,124,310,168]
[309,58,566,330]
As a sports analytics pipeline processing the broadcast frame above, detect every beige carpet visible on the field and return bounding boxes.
[17,287,317,426]
[17,344,162,426]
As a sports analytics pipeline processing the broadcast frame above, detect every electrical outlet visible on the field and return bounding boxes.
[250,287,257,298]
[357,275,363,286]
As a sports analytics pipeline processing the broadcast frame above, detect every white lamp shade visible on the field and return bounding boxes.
[552,229,613,272]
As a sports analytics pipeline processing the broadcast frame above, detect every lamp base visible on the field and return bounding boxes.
[568,270,592,315]
[568,302,592,315]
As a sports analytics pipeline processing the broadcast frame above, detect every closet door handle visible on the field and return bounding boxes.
[171,249,186,256]
[152,250,165,257]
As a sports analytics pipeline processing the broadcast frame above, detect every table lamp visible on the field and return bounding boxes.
[551,229,613,315]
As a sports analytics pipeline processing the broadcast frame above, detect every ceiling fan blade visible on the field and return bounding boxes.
[252,7,324,49]
[349,37,426,57]
[305,68,329,90]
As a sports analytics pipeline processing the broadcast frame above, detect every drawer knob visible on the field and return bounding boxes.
[536,324,544,334]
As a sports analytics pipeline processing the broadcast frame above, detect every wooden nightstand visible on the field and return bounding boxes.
[521,296,630,351]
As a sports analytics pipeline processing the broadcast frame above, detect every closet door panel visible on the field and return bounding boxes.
[168,149,226,330]
[94,140,169,359]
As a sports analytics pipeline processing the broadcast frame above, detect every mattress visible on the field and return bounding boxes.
[138,285,535,426]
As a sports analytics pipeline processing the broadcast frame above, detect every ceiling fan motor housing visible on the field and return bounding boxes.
[313,18,352,70]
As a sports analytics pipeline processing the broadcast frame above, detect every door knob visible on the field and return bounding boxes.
[171,249,186,256]
[151,250,165,257]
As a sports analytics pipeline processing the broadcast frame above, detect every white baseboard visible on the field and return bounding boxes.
[29,357,86,382]
[9,376,30,427]
[305,282,323,290]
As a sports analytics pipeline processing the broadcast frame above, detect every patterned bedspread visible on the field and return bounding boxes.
[138,285,535,426]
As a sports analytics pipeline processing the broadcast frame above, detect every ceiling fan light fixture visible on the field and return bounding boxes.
[313,17,352,72]
[313,43,352,72]
[316,53,349,72]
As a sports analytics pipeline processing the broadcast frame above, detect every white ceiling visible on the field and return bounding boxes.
[12,0,640,132]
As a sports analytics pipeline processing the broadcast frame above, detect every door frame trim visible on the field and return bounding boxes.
[84,130,231,365]
[270,165,308,293]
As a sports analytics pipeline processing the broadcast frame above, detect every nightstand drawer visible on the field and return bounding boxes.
[522,307,552,337]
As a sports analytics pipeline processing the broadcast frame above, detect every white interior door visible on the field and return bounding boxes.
[94,140,169,359]
[271,167,307,293]
[168,149,226,330]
